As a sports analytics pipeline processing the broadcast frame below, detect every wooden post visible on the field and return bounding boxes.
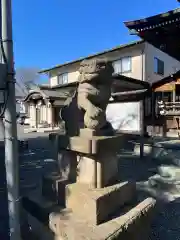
[162,116,167,138]
[35,105,38,129]
[140,99,145,159]
[173,83,176,112]
[151,91,156,138]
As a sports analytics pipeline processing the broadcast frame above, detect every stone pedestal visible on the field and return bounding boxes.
[42,172,68,206]
[77,152,118,188]
[56,130,124,188]
[50,197,156,240]
[48,130,156,239]
[66,181,135,225]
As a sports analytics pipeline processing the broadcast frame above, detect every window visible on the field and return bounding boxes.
[121,57,131,73]
[113,60,121,74]
[154,57,164,75]
[112,57,131,74]
[58,73,68,85]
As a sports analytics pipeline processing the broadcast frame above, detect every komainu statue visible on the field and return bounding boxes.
[77,58,114,134]
[60,58,114,136]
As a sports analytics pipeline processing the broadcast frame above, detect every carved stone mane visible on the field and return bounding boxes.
[59,88,82,136]
[60,58,114,136]
[77,58,114,133]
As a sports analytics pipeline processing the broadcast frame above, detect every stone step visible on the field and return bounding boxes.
[133,142,174,160]
[22,190,62,223]
[42,172,68,207]
[22,190,62,239]
[133,140,180,167]
[158,165,180,180]
[50,197,156,240]
[149,174,180,185]
[137,181,180,202]
[148,174,180,194]
[25,212,53,240]
[171,158,180,166]
[133,143,153,156]
[22,190,66,240]
[66,181,136,225]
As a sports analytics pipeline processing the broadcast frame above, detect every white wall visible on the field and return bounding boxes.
[49,43,145,86]
[16,101,26,114]
[145,43,180,84]
[49,42,180,87]
[16,102,20,114]
[50,75,58,86]
[50,71,80,86]
[96,44,144,80]
[49,63,80,86]
[106,102,141,132]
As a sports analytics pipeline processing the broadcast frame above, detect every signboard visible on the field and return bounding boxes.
[106,102,140,132]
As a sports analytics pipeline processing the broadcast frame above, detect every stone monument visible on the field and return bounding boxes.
[48,59,156,239]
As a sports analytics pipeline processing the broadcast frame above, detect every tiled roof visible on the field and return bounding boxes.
[124,8,180,32]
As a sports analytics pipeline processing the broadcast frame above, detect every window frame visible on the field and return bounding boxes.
[112,56,132,74]
[154,57,164,76]
[121,56,132,73]
[57,72,68,85]
[112,59,122,74]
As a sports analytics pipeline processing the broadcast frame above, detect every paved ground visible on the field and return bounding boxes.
[1,126,180,239]
[118,139,180,240]
[0,124,56,239]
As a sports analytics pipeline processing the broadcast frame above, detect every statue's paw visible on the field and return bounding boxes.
[87,105,102,118]
[84,112,106,129]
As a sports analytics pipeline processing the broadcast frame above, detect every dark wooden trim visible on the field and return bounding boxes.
[124,8,180,31]
[124,9,180,61]
[151,91,156,137]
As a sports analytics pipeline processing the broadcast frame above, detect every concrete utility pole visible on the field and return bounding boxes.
[2,0,21,239]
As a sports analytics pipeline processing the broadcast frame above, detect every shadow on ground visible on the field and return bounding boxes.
[2,133,180,239]
[0,134,57,239]
[21,135,180,240]
[118,136,180,240]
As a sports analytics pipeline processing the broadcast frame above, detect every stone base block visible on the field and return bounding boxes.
[57,134,125,154]
[77,152,118,188]
[25,209,54,240]
[66,181,136,225]
[49,197,156,240]
[42,172,68,206]
[80,128,103,137]
[79,128,113,137]
[158,165,180,180]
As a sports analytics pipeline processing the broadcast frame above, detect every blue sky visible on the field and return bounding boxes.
[12,0,180,71]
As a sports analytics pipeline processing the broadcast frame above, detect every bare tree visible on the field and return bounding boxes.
[15,67,41,93]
